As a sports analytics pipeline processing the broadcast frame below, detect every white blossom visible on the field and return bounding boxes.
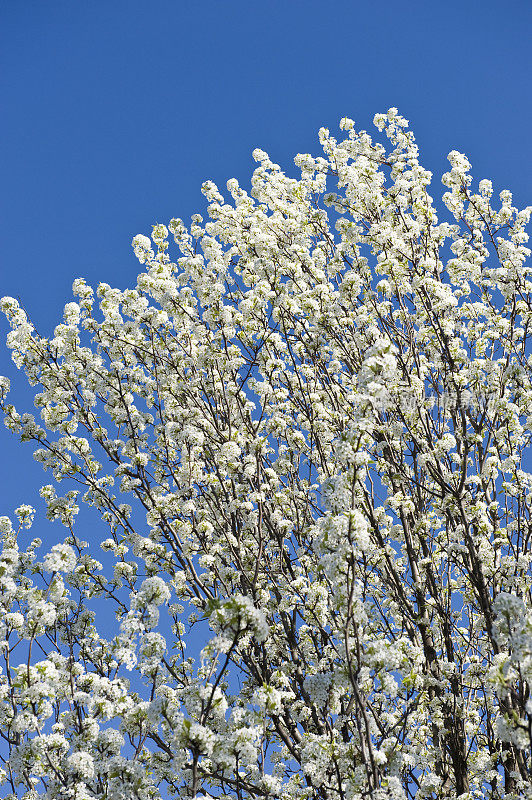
[42,542,76,573]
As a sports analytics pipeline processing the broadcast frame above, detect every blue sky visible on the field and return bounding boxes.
[1,0,532,519]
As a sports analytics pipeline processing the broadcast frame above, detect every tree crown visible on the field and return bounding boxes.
[2,109,532,800]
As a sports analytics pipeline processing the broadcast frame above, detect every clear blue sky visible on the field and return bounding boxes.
[1,0,531,521]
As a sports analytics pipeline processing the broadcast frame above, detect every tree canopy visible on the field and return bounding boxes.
[2,109,532,800]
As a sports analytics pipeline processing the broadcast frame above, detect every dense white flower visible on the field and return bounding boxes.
[42,543,76,573]
[134,576,171,607]
[66,751,95,780]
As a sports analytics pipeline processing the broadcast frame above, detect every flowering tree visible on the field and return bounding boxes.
[2,108,532,800]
